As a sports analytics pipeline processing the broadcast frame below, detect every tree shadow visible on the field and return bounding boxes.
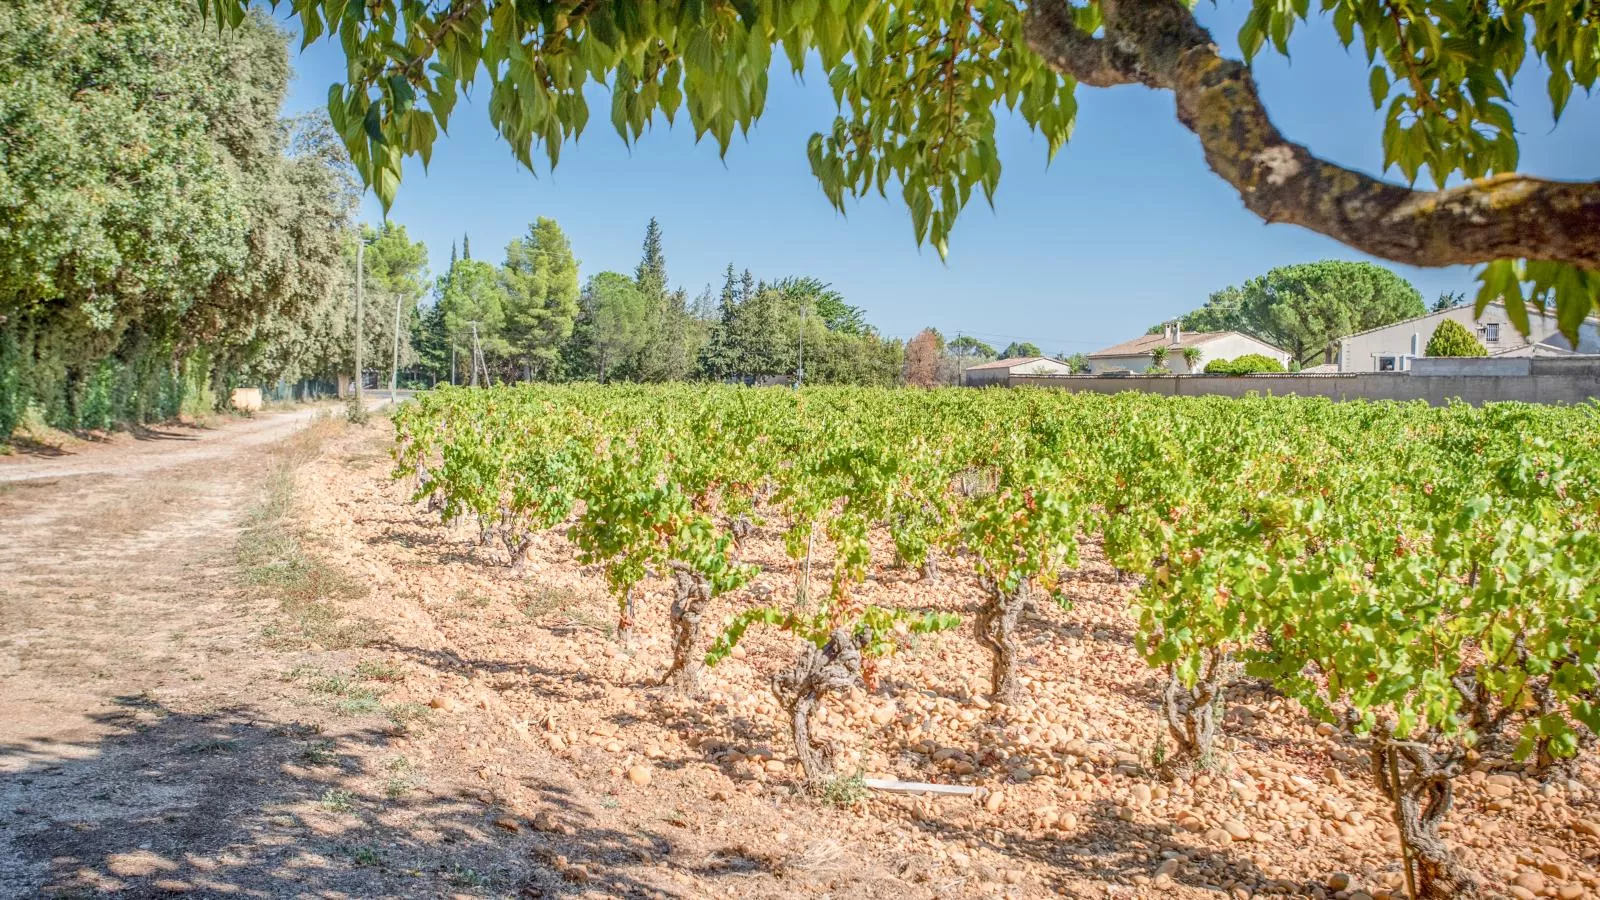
[0,696,699,898]
[895,796,1281,896]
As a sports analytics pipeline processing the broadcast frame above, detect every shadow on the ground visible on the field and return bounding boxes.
[896,796,1282,896]
[0,696,720,898]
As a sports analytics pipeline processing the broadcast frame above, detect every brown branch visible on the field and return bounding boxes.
[1385,2,1440,114]
[1024,0,1600,269]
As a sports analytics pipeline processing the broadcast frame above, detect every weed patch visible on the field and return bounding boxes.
[239,418,379,650]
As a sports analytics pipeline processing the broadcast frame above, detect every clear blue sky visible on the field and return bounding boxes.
[279,6,1598,354]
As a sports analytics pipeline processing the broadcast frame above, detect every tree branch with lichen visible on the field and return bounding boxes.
[1024,0,1600,270]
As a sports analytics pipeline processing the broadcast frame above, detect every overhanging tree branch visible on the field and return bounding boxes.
[1024,0,1600,270]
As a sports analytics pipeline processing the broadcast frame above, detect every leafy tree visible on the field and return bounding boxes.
[948,336,997,360]
[583,272,651,382]
[358,222,430,381]
[1433,291,1470,312]
[1063,353,1090,374]
[1425,319,1489,358]
[903,328,943,388]
[0,1,354,436]
[774,277,867,335]
[437,259,510,379]
[1165,262,1425,367]
[412,299,451,385]
[999,341,1044,359]
[221,0,1600,342]
[501,217,580,380]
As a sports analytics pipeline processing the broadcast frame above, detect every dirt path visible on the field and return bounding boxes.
[0,406,482,898]
[0,402,382,484]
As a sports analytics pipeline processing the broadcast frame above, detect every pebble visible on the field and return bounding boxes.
[626,764,652,786]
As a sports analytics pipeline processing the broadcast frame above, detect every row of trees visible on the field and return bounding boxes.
[404,219,908,389]
[0,2,361,439]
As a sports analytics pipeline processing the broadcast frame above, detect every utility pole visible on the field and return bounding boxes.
[354,236,364,403]
[469,322,482,387]
[389,289,403,403]
[795,296,806,389]
[450,341,457,386]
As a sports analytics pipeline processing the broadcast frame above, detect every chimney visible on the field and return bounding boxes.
[1173,323,1182,344]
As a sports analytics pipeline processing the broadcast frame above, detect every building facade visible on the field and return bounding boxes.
[1086,328,1290,374]
[963,356,1074,386]
[1336,302,1599,372]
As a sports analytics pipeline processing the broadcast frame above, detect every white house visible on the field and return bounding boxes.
[1336,302,1600,372]
[1086,326,1290,374]
[963,356,1074,386]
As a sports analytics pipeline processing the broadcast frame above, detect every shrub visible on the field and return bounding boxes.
[1203,354,1285,374]
[1425,318,1488,357]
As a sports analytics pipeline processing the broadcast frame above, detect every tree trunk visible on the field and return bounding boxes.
[920,554,939,584]
[662,567,711,694]
[976,578,1029,704]
[771,628,865,786]
[1371,735,1479,899]
[1162,651,1228,769]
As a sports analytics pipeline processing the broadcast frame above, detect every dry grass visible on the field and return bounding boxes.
[239,415,378,650]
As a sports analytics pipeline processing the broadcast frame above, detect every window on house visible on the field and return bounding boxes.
[1483,323,1500,342]
[1378,356,1398,372]
[1410,333,1419,355]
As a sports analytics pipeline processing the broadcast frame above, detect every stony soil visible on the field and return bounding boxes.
[3,413,1597,899]
[292,421,1600,898]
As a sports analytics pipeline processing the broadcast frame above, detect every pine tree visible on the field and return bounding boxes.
[449,242,458,270]
[634,218,667,301]
[739,268,755,303]
[719,263,738,311]
[462,233,471,260]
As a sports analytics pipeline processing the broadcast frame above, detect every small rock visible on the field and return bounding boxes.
[1130,784,1152,806]
[1327,873,1351,891]
[984,791,1006,813]
[493,816,520,833]
[626,765,652,787]
[1511,873,1546,895]
[532,811,574,835]
[1221,820,1251,841]
[1571,819,1600,839]
[428,696,457,712]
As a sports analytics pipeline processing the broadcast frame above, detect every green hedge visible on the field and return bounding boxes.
[1203,353,1287,375]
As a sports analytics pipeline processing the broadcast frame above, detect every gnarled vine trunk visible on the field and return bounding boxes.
[661,567,711,694]
[1162,650,1228,769]
[616,585,638,646]
[977,578,1030,704]
[771,628,865,786]
[1371,733,1479,899]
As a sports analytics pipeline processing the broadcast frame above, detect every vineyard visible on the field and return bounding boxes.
[393,385,1600,898]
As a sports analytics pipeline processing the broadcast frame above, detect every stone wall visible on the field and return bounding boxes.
[1007,358,1600,406]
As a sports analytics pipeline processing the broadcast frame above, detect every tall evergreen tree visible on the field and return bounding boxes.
[634,218,667,301]
[461,233,471,260]
[501,217,580,380]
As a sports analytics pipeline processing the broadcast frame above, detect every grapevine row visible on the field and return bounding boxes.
[394,384,1600,898]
